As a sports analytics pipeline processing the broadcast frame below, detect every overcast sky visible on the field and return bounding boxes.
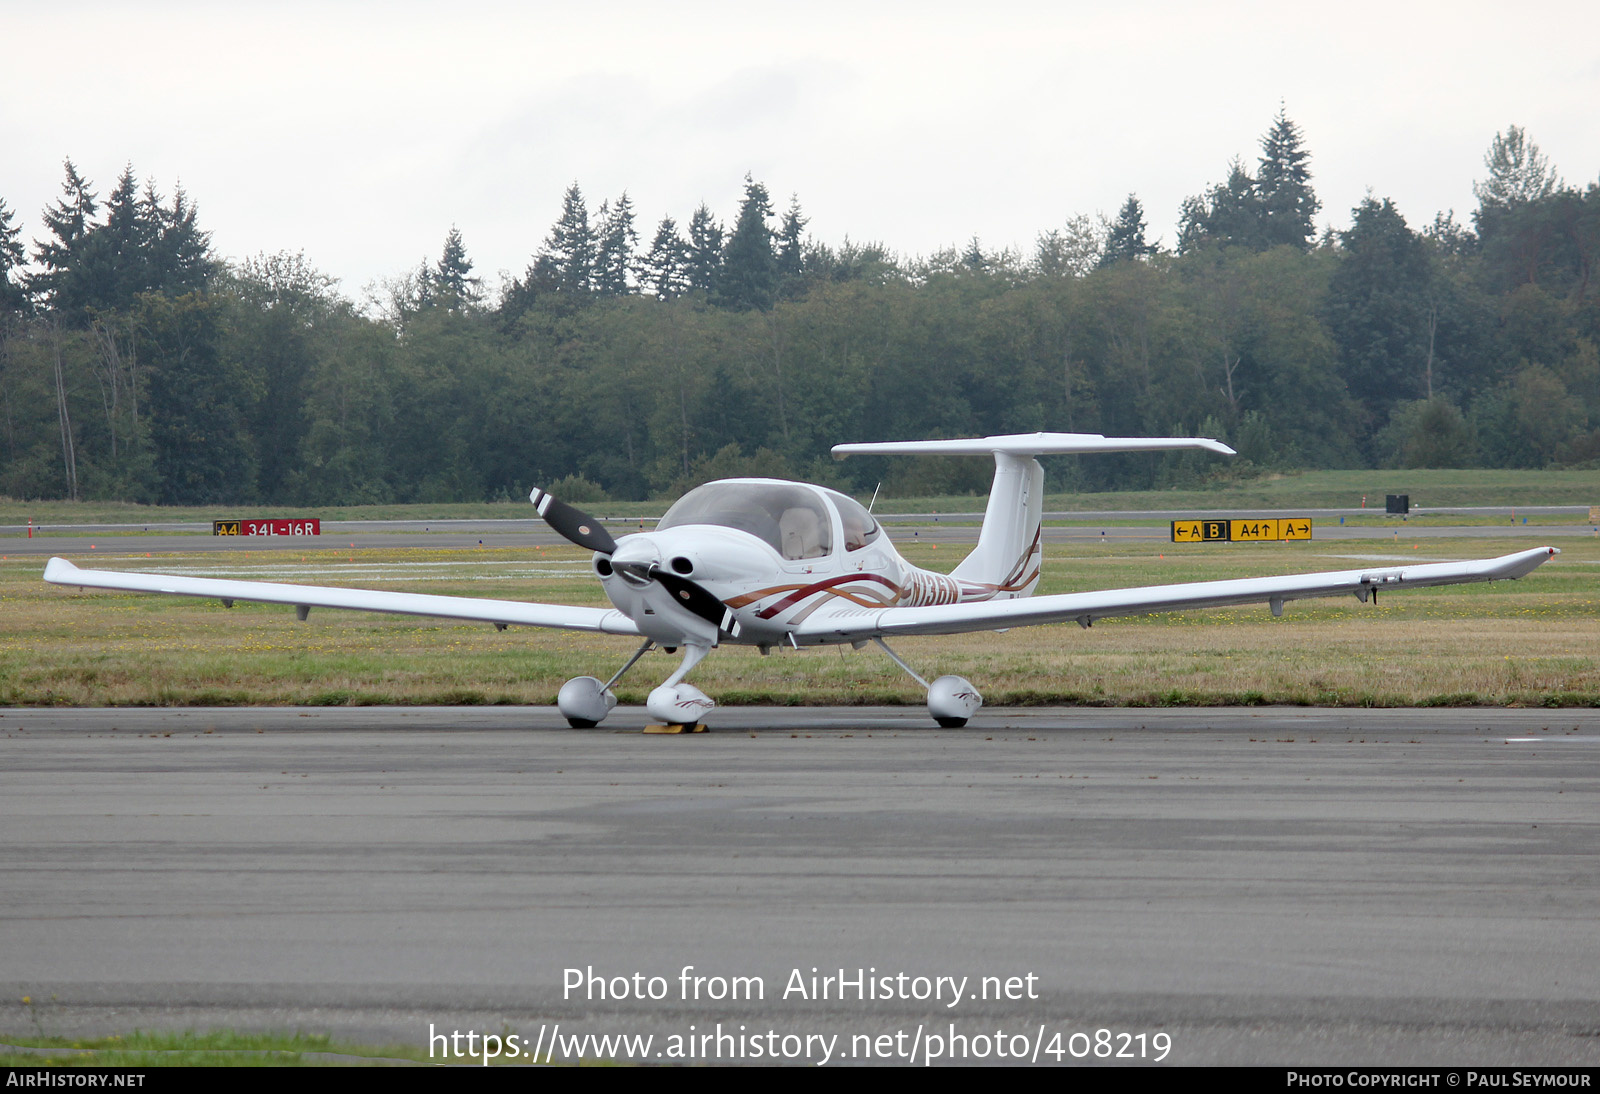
[4,0,1596,298]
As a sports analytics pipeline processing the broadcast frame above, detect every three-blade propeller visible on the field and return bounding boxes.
[529,487,738,636]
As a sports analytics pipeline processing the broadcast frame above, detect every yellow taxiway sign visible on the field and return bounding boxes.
[1171,518,1312,543]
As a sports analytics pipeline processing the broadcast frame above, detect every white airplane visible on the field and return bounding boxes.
[44,432,1559,728]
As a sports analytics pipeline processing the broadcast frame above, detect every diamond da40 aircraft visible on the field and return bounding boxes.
[45,432,1559,728]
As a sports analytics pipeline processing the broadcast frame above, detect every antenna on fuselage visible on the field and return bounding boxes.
[868,482,881,514]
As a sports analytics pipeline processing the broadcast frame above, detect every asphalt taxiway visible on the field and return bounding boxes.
[3,706,1597,1065]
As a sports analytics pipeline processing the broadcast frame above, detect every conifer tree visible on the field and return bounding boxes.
[432,226,480,311]
[540,183,595,299]
[1179,113,1318,253]
[961,236,989,272]
[0,198,29,317]
[148,182,214,295]
[718,175,777,310]
[89,165,155,310]
[776,195,808,297]
[1099,194,1155,266]
[641,216,689,299]
[1204,160,1264,249]
[593,193,638,297]
[685,204,724,296]
[29,160,99,315]
[1255,109,1319,249]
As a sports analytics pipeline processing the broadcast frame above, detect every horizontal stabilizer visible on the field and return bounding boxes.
[832,431,1235,458]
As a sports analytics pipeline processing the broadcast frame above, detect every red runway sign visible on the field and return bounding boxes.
[213,519,321,536]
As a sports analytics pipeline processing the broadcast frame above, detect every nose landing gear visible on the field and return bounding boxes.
[645,643,714,727]
[557,640,717,731]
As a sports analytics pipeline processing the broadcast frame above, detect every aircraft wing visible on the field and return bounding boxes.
[42,556,642,635]
[792,547,1560,642]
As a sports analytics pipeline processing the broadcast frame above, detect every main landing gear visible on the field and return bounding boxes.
[557,637,983,729]
[870,637,984,727]
[556,639,653,727]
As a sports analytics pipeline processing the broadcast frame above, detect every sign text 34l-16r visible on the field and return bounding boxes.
[1171,518,1312,543]
[213,519,322,536]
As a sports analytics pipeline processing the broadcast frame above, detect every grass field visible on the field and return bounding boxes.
[5,532,1596,709]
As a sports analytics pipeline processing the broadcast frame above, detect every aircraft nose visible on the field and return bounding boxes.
[610,539,661,587]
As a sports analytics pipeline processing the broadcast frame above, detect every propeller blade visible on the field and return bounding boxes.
[529,487,618,555]
[651,569,738,636]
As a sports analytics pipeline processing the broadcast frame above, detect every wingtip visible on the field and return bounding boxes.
[43,556,79,582]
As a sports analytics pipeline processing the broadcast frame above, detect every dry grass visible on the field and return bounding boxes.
[3,535,1596,708]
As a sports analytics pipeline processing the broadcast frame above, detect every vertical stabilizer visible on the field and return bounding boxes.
[950,453,1044,596]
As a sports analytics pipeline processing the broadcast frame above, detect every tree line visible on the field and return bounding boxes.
[1,114,1596,506]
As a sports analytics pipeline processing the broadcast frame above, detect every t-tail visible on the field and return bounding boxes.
[832,432,1236,599]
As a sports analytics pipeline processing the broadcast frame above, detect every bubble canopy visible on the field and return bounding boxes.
[657,481,882,560]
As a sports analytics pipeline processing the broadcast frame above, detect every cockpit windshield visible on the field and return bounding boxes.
[659,482,834,560]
